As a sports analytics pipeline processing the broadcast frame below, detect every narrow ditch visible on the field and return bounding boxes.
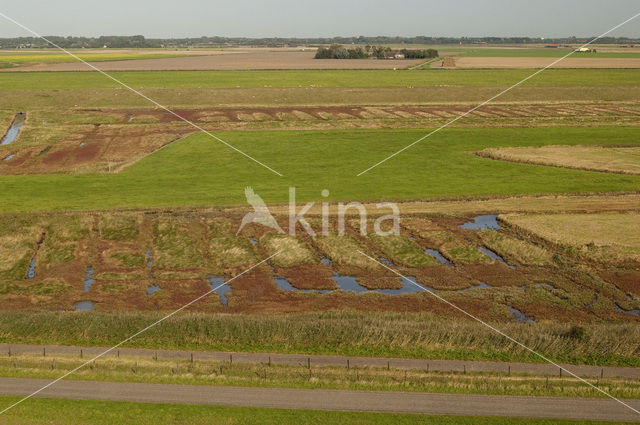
[1,112,26,145]
[25,232,46,280]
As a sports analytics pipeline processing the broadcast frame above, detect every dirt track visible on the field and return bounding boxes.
[1,377,639,421]
[2,343,639,379]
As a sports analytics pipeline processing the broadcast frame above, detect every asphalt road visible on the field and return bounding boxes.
[1,343,639,379]
[0,377,639,422]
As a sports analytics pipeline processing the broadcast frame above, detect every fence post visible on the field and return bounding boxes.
[347,359,350,369]
[43,347,46,357]
[80,349,83,359]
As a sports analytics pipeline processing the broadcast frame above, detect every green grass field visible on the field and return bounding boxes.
[0,397,622,425]
[0,127,638,212]
[1,68,639,90]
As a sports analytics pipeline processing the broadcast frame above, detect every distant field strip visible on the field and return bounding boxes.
[1,69,639,89]
[478,145,640,175]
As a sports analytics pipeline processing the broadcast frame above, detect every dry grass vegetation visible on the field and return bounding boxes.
[502,212,640,263]
[478,145,640,175]
[262,234,316,267]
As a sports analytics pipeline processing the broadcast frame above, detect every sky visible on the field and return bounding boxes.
[0,0,639,39]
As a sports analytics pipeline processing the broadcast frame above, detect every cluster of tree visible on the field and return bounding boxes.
[1,35,639,49]
[315,44,438,59]
[398,48,438,59]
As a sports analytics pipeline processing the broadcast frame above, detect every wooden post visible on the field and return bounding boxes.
[43,347,46,357]
[117,350,120,358]
[559,368,562,377]
[404,369,407,384]
[426,363,429,373]
[80,349,83,359]
[190,353,194,363]
[463,365,466,374]
[229,354,233,365]
[508,365,511,376]
[268,356,271,367]
[307,357,311,370]
[154,352,158,361]
[7,347,10,357]
[51,359,55,370]
[387,361,390,371]
[601,368,604,379]
[347,359,350,369]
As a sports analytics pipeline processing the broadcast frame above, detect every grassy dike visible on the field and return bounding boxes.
[0,397,629,425]
[1,311,639,367]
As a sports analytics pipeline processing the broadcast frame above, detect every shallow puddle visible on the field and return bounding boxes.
[477,246,515,269]
[320,257,333,267]
[614,303,640,316]
[3,154,14,161]
[74,300,96,311]
[147,285,161,296]
[379,257,395,267]
[208,276,231,306]
[1,112,26,145]
[83,266,95,292]
[509,306,534,322]
[460,215,501,230]
[424,249,453,267]
[331,274,368,293]
[145,249,154,280]
[535,282,555,290]
[249,237,259,245]
[458,281,492,292]
[376,276,432,295]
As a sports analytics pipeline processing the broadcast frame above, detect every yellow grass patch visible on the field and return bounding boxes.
[479,230,553,266]
[502,212,640,262]
[478,145,640,175]
[262,234,316,267]
[314,234,379,270]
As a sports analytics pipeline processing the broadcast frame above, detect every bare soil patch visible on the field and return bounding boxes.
[9,51,423,71]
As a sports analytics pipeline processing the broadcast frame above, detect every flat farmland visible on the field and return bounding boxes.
[1,63,639,376]
[5,50,424,71]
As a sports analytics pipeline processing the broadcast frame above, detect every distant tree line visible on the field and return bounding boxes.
[1,35,639,49]
[315,44,438,59]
